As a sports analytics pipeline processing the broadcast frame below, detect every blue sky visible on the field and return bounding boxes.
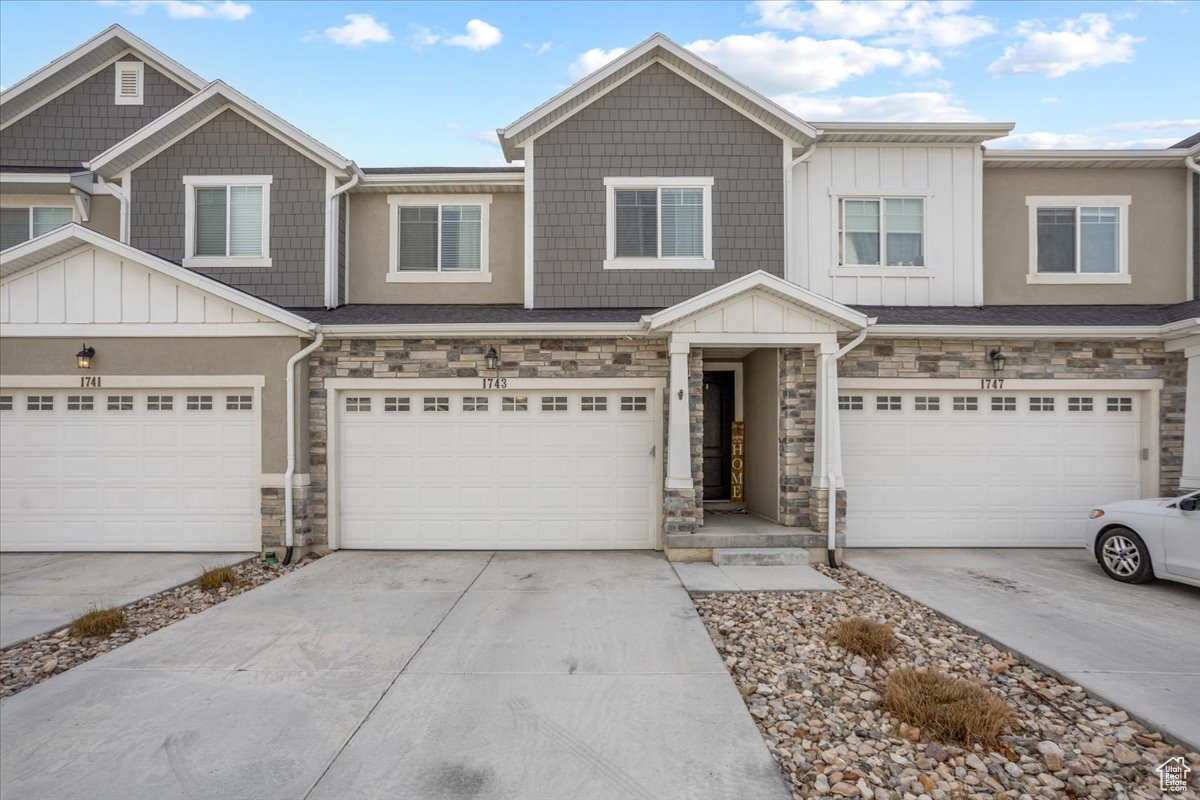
[1,0,1197,166]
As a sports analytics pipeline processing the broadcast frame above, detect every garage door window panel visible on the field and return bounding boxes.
[67,395,94,411]
[26,396,53,411]
[952,396,978,411]
[1107,397,1133,412]
[147,395,173,411]
[384,397,410,412]
[226,395,252,411]
[1068,397,1094,412]
[876,396,902,411]
[991,396,1016,412]
[839,395,864,411]
[186,395,213,411]
[0,396,12,412]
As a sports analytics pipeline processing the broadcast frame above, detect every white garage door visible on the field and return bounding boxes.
[0,388,258,551]
[841,389,1144,547]
[338,388,659,549]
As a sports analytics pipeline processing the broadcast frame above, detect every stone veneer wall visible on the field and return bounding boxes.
[664,348,706,535]
[260,486,314,549]
[779,349,819,528]
[306,337,673,545]
[839,339,1188,494]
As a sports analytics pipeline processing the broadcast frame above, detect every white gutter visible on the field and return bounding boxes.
[1187,156,1200,175]
[320,322,647,338]
[868,324,1168,339]
[824,320,875,566]
[283,330,323,560]
[324,174,360,308]
[96,176,129,243]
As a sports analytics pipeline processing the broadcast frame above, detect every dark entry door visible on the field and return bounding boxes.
[702,372,734,501]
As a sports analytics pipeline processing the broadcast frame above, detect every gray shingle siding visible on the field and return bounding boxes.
[532,62,784,308]
[0,59,192,168]
[129,110,327,307]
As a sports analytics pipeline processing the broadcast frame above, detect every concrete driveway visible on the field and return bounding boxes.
[0,552,255,648]
[847,548,1200,751]
[0,551,788,800]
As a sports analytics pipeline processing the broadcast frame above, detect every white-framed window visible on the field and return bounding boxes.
[953,396,979,411]
[581,396,607,412]
[0,396,13,412]
[226,395,253,411]
[875,395,902,411]
[26,395,53,411]
[146,395,174,411]
[462,396,489,412]
[541,396,568,412]
[603,177,714,270]
[838,395,864,411]
[1029,397,1055,412]
[620,396,648,412]
[114,61,144,105]
[186,395,213,411]
[345,397,372,412]
[502,396,528,412]
[1107,397,1133,413]
[107,395,134,411]
[991,396,1017,412]
[384,397,410,412]
[837,197,926,270]
[1025,196,1130,284]
[182,175,272,268]
[914,396,940,411]
[1068,397,1094,412]
[386,194,491,283]
[423,396,450,412]
[0,204,75,250]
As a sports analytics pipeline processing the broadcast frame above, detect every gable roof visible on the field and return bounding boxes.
[0,24,206,129]
[497,33,819,162]
[0,224,317,334]
[86,80,353,177]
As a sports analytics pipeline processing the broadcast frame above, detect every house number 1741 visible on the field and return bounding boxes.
[80,376,102,388]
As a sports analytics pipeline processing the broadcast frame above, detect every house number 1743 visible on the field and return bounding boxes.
[481,377,507,389]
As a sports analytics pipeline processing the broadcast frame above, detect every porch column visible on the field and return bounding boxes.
[1183,348,1200,490]
[812,339,837,489]
[666,340,692,490]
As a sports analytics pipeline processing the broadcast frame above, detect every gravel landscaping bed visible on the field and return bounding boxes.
[0,554,320,699]
[693,565,1199,800]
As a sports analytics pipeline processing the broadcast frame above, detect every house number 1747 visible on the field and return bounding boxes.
[980,378,1004,390]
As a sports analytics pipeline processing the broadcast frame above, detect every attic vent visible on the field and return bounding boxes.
[114,61,144,106]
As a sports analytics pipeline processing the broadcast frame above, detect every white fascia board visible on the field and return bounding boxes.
[0,171,94,195]
[815,121,1015,143]
[0,24,205,109]
[0,224,318,335]
[319,323,648,338]
[644,269,869,330]
[86,81,352,175]
[868,323,1169,339]
[983,149,1188,166]
[358,172,524,187]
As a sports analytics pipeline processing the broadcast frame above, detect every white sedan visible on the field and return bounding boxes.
[1086,492,1200,586]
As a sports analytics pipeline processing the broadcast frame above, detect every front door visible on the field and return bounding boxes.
[702,372,734,501]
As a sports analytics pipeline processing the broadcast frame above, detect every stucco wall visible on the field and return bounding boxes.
[0,59,192,169]
[0,335,305,474]
[130,110,327,307]
[345,191,523,304]
[743,348,779,521]
[982,167,1188,305]
[533,62,784,308]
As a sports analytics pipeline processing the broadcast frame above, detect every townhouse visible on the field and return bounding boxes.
[1,26,1197,561]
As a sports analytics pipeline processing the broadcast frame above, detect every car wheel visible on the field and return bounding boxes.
[1097,527,1154,584]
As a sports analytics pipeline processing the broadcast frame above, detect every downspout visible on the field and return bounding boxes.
[96,176,129,243]
[825,319,876,568]
[282,329,324,565]
[325,172,360,309]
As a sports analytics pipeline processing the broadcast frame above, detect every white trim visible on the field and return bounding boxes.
[1025,195,1131,283]
[260,473,311,489]
[985,148,1190,166]
[666,341,692,491]
[0,200,79,247]
[705,361,744,420]
[319,323,644,338]
[833,194,929,274]
[182,175,273,269]
[867,324,1167,339]
[523,138,535,308]
[361,172,524,187]
[603,177,714,270]
[324,377,664,391]
[673,332,839,347]
[113,60,143,105]
[0,323,308,338]
[972,145,984,306]
[386,193,492,281]
[816,121,1015,143]
[0,374,266,389]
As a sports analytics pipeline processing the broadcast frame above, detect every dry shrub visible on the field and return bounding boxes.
[198,565,239,592]
[883,668,1013,747]
[69,606,127,639]
[830,616,896,659]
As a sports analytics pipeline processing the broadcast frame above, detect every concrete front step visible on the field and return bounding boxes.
[713,548,811,567]
[664,531,842,550]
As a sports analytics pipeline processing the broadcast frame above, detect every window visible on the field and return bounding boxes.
[67,395,94,411]
[424,396,449,412]
[953,396,978,411]
[146,395,173,411]
[1029,397,1055,412]
[1068,397,1094,412]
[462,396,488,412]
[186,395,213,411]
[1026,196,1130,284]
[838,395,864,411]
[0,396,12,412]
[620,396,648,412]
[839,197,925,268]
[502,396,528,412]
[226,395,253,411]
[27,395,53,411]
[991,396,1016,412]
[107,395,133,411]
[1107,397,1133,413]
[914,396,940,411]
[387,195,491,282]
[183,176,272,268]
[0,206,74,250]
[581,396,608,412]
[542,396,568,412]
[876,396,902,411]
[345,397,372,412]
[114,61,144,105]
[384,397,410,412]
[603,177,714,269]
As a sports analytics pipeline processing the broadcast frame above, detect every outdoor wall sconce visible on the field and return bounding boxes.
[484,346,500,371]
[75,343,96,370]
[988,348,1007,376]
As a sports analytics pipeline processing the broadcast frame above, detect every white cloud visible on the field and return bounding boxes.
[409,25,441,48]
[445,19,502,51]
[773,90,981,122]
[97,0,251,21]
[474,130,499,145]
[310,13,392,47]
[1040,96,1061,104]
[569,47,627,80]
[1105,118,1200,131]
[753,0,994,48]
[902,50,942,75]
[526,41,553,55]
[988,13,1141,78]
[988,131,1179,149]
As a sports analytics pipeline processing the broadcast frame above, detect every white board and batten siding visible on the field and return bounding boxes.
[669,290,840,334]
[0,246,276,326]
[789,144,982,307]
